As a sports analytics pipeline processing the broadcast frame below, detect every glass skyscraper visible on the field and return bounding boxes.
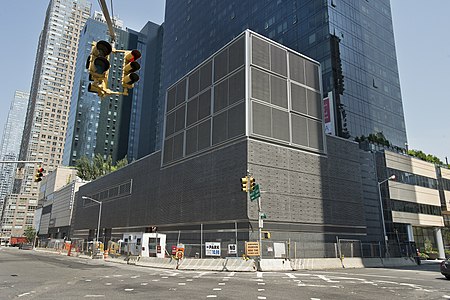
[0,91,29,213]
[161,0,406,148]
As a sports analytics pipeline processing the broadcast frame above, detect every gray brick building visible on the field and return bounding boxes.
[71,31,380,258]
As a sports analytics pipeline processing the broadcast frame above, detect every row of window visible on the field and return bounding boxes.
[387,168,437,190]
[390,199,441,216]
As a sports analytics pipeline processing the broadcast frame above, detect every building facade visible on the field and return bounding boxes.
[0,91,29,213]
[160,0,407,150]
[376,150,445,258]
[4,0,91,238]
[71,32,375,259]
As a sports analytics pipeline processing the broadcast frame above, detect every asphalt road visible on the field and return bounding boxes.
[1,247,449,300]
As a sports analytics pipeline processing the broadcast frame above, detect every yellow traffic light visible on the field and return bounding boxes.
[86,40,112,97]
[249,176,256,191]
[241,176,249,192]
[262,231,271,239]
[121,50,141,90]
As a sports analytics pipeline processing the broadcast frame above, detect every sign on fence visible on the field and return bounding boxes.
[228,243,237,255]
[205,242,221,256]
[245,241,260,256]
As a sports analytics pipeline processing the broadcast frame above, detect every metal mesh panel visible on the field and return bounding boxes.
[305,60,320,90]
[186,97,198,126]
[213,111,227,145]
[200,61,212,91]
[252,101,271,137]
[229,68,245,105]
[197,119,211,150]
[308,119,323,150]
[229,36,245,73]
[252,36,270,70]
[251,68,270,103]
[167,87,176,112]
[165,112,175,137]
[214,79,228,112]
[270,45,287,77]
[176,79,186,106]
[270,75,288,108]
[185,126,198,155]
[174,105,186,132]
[291,114,308,146]
[289,52,305,84]
[214,49,228,82]
[198,88,211,120]
[272,108,290,142]
[228,102,245,139]
[163,137,173,163]
[188,69,199,99]
[290,83,307,114]
[307,89,322,119]
[172,132,184,160]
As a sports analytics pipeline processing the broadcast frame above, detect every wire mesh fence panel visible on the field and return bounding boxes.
[361,242,382,258]
[338,239,362,258]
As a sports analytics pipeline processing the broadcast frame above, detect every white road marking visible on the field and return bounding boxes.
[85,279,92,282]
[443,296,450,299]
[213,288,222,291]
[257,272,263,278]
[218,282,226,285]
[18,292,31,297]
[222,278,229,281]
[257,297,267,300]
[178,283,186,286]
[105,283,112,286]
[256,279,264,282]
[257,282,266,285]
[152,279,160,282]
[186,279,193,282]
[161,276,169,279]
[316,275,339,283]
[285,273,296,279]
[206,295,217,298]
[124,288,134,292]
[227,272,236,277]
[130,275,140,279]
[298,284,341,288]
[84,296,105,298]
[140,283,148,286]
[311,298,321,300]
[258,289,265,292]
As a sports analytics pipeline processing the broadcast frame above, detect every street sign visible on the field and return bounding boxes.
[245,241,260,256]
[250,184,260,201]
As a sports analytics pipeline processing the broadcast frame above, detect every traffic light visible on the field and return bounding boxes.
[121,49,141,90]
[249,176,256,191]
[86,40,112,97]
[241,176,249,192]
[262,231,271,239]
[34,166,45,182]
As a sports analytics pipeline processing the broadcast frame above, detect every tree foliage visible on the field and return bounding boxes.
[23,226,36,243]
[408,149,443,165]
[75,154,128,181]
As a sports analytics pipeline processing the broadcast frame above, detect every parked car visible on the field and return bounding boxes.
[440,259,450,279]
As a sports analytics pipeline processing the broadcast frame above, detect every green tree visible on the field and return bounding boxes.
[23,226,36,243]
[75,154,128,181]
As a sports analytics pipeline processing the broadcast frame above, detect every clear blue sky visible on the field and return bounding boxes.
[0,1,448,162]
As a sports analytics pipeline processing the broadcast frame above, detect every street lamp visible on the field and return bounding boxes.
[377,174,396,257]
[82,196,102,257]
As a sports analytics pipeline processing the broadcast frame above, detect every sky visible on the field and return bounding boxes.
[0,1,448,162]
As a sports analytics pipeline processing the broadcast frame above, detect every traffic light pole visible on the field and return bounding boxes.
[98,0,116,42]
[0,161,42,164]
[257,194,263,263]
